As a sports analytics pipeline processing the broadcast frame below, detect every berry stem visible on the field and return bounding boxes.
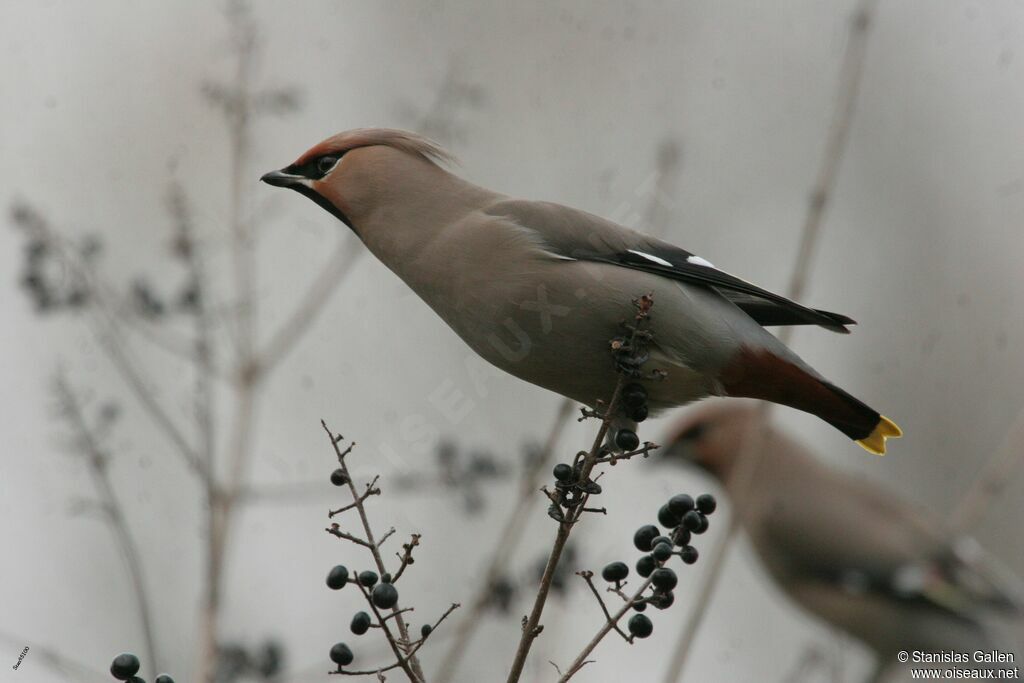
[504,295,655,683]
[557,576,655,682]
[321,421,425,683]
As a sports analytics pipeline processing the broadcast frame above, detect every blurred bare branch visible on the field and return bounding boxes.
[53,374,159,680]
[0,629,107,683]
[661,1,881,680]
[948,404,1024,534]
[434,398,574,683]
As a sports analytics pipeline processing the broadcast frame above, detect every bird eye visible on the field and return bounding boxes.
[317,156,339,175]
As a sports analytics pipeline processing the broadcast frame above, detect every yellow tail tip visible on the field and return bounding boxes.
[855,415,903,455]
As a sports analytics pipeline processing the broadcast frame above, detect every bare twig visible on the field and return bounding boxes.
[948,404,1024,533]
[0,629,108,683]
[329,476,382,517]
[504,296,657,683]
[557,576,655,682]
[577,572,630,642]
[660,3,880,680]
[433,399,574,683]
[391,534,422,584]
[257,232,362,375]
[332,602,460,678]
[347,579,422,681]
[54,375,159,680]
[322,421,426,682]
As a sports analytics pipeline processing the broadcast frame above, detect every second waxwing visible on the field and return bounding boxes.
[663,402,1022,680]
[262,128,902,453]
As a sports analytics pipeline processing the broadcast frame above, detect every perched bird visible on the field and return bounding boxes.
[262,128,901,453]
[663,403,1022,678]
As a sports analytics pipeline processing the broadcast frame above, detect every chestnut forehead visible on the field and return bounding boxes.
[293,135,354,166]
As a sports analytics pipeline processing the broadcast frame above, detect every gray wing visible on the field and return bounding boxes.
[764,454,1022,619]
[484,199,854,333]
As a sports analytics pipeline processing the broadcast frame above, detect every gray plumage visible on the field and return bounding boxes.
[262,128,901,453]
[664,403,1022,672]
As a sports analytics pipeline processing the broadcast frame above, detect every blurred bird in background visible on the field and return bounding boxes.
[663,402,1023,682]
[262,128,901,454]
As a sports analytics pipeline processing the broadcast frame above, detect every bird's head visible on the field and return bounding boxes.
[261,128,454,234]
[661,401,767,481]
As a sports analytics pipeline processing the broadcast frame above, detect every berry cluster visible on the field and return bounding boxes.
[325,561,444,672]
[599,492,717,640]
[109,653,173,683]
[320,421,457,676]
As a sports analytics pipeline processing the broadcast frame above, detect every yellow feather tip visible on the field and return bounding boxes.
[856,415,903,455]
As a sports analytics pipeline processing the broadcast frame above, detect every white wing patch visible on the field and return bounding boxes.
[686,255,716,268]
[627,249,673,267]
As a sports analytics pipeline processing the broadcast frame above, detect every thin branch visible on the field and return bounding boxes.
[333,602,460,678]
[505,296,656,683]
[329,476,382,517]
[433,399,574,683]
[18,214,207,478]
[577,571,630,642]
[326,525,375,549]
[346,579,421,681]
[0,629,108,683]
[54,375,160,680]
[196,7,260,681]
[391,534,421,584]
[948,403,1024,533]
[257,232,362,376]
[557,576,655,683]
[322,421,425,682]
[660,3,879,680]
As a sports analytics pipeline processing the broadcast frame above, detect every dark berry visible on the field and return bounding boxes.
[601,561,629,583]
[615,429,640,451]
[552,463,573,481]
[629,404,649,423]
[372,583,399,609]
[696,494,717,515]
[633,600,647,612]
[681,510,702,531]
[326,565,349,590]
[694,514,710,534]
[672,528,691,547]
[421,624,432,638]
[651,567,678,592]
[329,642,354,666]
[358,570,378,587]
[668,494,695,517]
[636,554,656,578]
[111,654,141,680]
[351,611,372,635]
[623,384,647,407]
[330,469,349,486]
[155,676,174,683]
[680,546,699,564]
[652,542,672,562]
[650,590,675,610]
[633,524,660,551]
[658,504,682,528]
[628,613,654,638]
[650,535,672,549]
[381,573,392,584]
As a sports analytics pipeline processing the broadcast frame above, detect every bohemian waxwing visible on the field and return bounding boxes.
[663,403,1022,675]
[262,128,902,453]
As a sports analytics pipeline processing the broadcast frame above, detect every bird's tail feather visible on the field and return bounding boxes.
[721,347,902,454]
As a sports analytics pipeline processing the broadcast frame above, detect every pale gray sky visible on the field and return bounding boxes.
[2,2,1022,682]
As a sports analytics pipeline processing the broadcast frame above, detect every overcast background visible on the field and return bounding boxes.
[2,1,1023,682]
